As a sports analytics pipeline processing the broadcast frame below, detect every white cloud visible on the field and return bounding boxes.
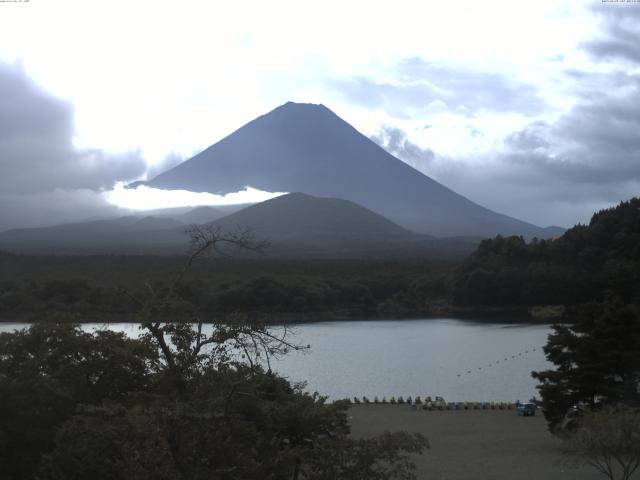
[105,184,287,211]
[0,0,636,229]
[0,0,595,162]
[0,62,147,193]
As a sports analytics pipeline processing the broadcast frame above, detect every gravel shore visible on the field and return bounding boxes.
[349,405,602,480]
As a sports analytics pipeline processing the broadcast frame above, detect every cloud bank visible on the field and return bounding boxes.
[105,184,287,211]
[0,63,282,231]
[363,37,640,228]
[370,125,435,173]
[0,63,149,230]
[2,1,640,233]
[0,63,147,194]
[332,58,547,119]
[583,6,640,64]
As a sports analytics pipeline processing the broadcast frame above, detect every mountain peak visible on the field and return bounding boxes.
[259,101,337,124]
[279,101,329,111]
[142,103,552,237]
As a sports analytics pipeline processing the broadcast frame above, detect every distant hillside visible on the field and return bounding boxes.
[453,197,640,307]
[176,206,224,225]
[0,216,189,254]
[0,193,478,259]
[139,101,560,238]
[0,205,251,255]
[213,192,410,238]
[209,192,424,257]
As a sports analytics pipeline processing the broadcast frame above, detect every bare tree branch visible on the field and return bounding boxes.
[566,405,640,480]
[118,224,302,392]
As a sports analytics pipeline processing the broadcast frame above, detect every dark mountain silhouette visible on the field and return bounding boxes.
[140,204,248,223]
[204,192,478,258]
[175,206,225,225]
[213,192,410,238]
[0,216,188,254]
[138,101,563,238]
[0,193,478,258]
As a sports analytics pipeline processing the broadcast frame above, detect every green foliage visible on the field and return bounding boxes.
[0,377,75,479]
[0,229,431,478]
[532,303,640,433]
[302,432,428,480]
[1,242,432,480]
[0,323,157,403]
[0,321,428,480]
[453,198,640,307]
[0,257,455,320]
[0,323,156,479]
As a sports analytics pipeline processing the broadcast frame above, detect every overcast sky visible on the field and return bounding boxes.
[0,0,639,231]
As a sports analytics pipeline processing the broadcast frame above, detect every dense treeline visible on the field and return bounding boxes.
[0,227,428,480]
[0,320,427,479]
[453,198,640,307]
[0,256,455,321]
[4,198,639,320]
[532,300,640,432]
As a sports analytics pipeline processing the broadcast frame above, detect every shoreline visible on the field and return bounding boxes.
[0,305,562,325]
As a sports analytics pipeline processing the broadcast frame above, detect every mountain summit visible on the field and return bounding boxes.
[141,102,557,237]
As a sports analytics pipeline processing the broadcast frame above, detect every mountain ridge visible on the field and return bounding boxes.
[0,193,478,258]
[139,101,562,238]
[211,192,415,238]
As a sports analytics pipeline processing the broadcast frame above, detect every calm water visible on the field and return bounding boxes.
[0,319,552,402]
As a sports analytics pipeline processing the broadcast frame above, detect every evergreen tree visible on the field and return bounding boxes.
[532,302,640,432]
[453,197,640,307]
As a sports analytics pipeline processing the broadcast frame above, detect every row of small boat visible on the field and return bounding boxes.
[348,396,516,410]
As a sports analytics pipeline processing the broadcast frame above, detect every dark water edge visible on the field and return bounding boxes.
[0,305,562,325]
[0,318,553,401]
[265,308,550,325]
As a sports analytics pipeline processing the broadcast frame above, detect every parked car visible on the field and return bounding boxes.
[560,403,586,431]
[516,403,536,416]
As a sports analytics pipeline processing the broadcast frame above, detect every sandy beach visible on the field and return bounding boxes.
[349,405,602,480]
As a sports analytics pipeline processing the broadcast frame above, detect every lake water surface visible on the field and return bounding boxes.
[0,318,552,402]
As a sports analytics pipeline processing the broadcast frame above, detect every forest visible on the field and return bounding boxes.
[2,199,640,479]
[3,199,640,324]
[0,255,455,322]
[453,198,640,309]
[0,227,430,480]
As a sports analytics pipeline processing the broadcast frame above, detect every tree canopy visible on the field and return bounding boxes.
[453,198,640,307]
[0,226,428,480]
[532,302,640,433]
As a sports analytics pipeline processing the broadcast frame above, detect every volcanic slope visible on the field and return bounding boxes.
[208,192,477,258]
[141,102,562,238]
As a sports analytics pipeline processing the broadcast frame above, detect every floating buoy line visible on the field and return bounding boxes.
[455,346,541,377]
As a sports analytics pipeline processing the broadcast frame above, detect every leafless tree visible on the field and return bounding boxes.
[122,224,304,392]
[565,405,640,480]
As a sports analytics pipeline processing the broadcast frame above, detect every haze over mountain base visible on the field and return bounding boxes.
[0,193,479,259]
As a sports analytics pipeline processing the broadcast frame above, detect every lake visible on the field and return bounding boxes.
[0,318,552,402]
